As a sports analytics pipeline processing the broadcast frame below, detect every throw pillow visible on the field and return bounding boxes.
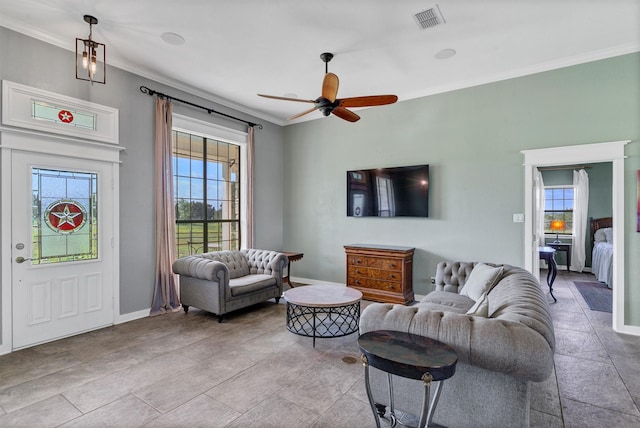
[465,292,489,317]
[459,263,504,302]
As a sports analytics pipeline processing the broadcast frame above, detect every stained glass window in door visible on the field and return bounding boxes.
[32,168,98,264]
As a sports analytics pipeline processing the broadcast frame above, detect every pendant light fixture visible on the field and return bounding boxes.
[75,15,106,84]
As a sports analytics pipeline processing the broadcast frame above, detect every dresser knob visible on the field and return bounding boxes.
[355,258,361,264]
[387,285,394,290]
[389,274,395,279]
[356,269,361,274]
[355,280,361,285]
[389,263,396,268]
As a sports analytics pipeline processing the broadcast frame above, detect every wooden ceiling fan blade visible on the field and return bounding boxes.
[258,94,316,103]
[339,95,398,108]
[322,73,339,102]
[332,107,360,122]
[288,106,321,121]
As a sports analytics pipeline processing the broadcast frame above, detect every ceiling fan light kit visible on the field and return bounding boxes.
[258,52,397,123]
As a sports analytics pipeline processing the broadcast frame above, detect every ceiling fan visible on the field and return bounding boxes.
[258,53,398,123]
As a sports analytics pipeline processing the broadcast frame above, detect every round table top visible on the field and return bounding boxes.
[283,284,362,307]
[358,330,458,381]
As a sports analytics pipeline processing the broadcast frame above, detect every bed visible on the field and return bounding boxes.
[590,217,613,288]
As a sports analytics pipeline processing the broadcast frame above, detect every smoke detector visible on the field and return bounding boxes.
[413,5,446,30]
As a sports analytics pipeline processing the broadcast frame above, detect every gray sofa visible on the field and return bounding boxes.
[172,249,288,322]
[359,261,555,428]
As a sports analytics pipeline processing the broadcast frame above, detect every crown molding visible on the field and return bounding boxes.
[2,19,638,129]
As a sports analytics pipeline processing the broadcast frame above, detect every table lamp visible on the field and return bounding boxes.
[550,220,565,243]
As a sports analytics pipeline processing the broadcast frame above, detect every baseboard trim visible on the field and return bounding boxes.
[116,308,150,324]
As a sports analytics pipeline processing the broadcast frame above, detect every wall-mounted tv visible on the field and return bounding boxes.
[347,164,429,217]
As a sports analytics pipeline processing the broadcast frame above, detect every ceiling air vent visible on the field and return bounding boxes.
[413,5,445,30]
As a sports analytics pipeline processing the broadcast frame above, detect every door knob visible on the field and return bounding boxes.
[15,256,32,263]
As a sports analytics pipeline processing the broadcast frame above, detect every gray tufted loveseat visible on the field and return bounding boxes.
[359,261,555,427]
[172,249,288,322]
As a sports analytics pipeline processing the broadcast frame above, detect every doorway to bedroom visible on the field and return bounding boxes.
[536,162,613,315]
[522,140,628,334]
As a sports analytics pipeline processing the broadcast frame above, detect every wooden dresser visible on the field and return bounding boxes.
[344,244,415,305]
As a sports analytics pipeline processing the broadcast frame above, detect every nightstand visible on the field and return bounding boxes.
[547,242,571,272]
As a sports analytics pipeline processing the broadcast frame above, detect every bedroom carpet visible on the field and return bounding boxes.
[574,281,612,312]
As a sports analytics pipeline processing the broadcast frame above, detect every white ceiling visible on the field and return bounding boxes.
[1,1,639,126]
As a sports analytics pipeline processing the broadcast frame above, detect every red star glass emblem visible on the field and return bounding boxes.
[58,110,74,123]
[45,200,87,234]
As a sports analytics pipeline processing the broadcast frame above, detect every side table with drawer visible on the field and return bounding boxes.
[344,244,415,305]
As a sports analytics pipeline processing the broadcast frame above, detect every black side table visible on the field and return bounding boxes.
[358,330,458,428]
[539,246,558,302]
[547,242,571,272]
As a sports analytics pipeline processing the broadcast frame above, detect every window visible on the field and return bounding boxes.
[173,129,241,257]
[544,186,573,234]
[375,176,395,217]
[32,168,98,264]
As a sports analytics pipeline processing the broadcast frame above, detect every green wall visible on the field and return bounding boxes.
[283,53,640,325]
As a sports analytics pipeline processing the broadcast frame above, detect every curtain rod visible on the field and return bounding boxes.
[538,164,592,171]
[139,86,263,129]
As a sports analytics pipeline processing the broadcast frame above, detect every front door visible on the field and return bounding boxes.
[11,151,115,349]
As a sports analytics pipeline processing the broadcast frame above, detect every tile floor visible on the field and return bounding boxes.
[0,270,639,427]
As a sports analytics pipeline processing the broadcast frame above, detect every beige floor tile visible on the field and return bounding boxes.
[59,394,160,428]
[0,395,80,428]
[225,395,321,428]
[530,409,564,428]
[555,353,639,416]
[561,396,640,428]
[62,351,197,413]
[0,363,104,413]
[554,328,612,364]
[142,394,241,427]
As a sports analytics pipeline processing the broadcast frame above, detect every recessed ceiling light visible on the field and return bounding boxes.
[161,32,185,46]
[435,48,456,60]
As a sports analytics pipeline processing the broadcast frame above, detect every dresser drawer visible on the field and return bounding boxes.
[347,277,399,292]
[347,255,401,271]
[348,266,402,282]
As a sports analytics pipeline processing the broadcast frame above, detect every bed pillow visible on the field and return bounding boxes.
[594,228,607,243]
[460,263,504,302]
[603,227,613,243]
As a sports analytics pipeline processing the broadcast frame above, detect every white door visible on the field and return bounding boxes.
[11,151,114,349]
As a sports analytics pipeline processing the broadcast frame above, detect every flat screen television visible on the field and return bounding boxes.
[347,164,429,217]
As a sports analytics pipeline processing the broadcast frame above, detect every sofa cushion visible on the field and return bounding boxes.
[229,274,276,297]
[460,263,503,301]
[419,291,474,313]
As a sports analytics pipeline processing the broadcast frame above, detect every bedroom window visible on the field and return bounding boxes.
[173,130,241,257]
[544,186,573,235]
